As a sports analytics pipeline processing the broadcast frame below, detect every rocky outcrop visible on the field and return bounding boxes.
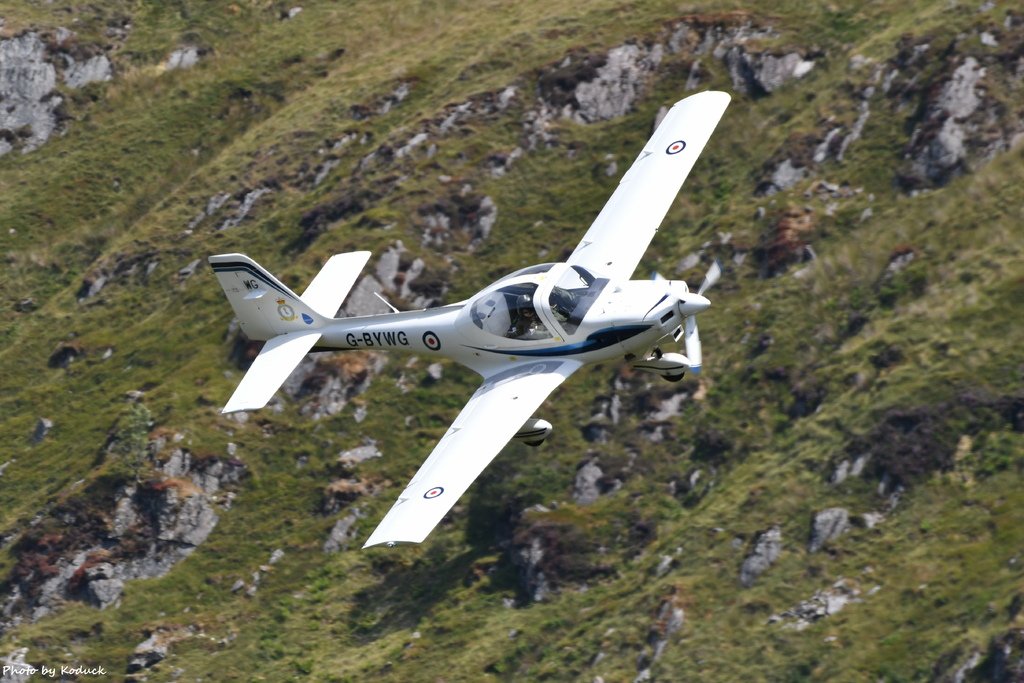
[740,525,782,587]
[537,43,664,124]
[768,578,872,630]
[720,47,816,97]
[582,391,621,444]
[527,17,790,149]
[342,276,396,317]
[350,81,411,120]
[164,46,201,71]
[572,459,604,505]
[752,25,1024,193]
[337,443,382,466]
[977,629,1024,682]
[63,54,112,89]
[753,206,816,277]
[808,507,850,552]
[323,508,364,553]
[0,648,32,683]
[829,454,870,485]
[1,29,120,156]
[880,28,1024,190]
[77,249,161,301]
[902,56,988,188]
[0,33,60,156]
[669,465,718,508]
[635,594,686,682]
[373,240,447,309]
[125,626,195,678]
[572,457,623,504]
[322,479,374,515]
[510,517,612,603]
[47,341,84,368]
[281,352,386,420]
[0,432,246,634]
[30,418,52,444]
[418,191,497,251]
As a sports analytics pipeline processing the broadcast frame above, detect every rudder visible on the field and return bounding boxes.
[209,253,323,341]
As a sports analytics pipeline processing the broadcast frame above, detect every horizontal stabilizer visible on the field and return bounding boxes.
[222,331,321,413]
[301,251,371,317]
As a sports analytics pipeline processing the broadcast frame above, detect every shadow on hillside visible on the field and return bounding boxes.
[347,547,486,642]
[346,451,541,640]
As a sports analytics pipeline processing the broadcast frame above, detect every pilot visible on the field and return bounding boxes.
[509,295,544,339]
[550,287,577,324]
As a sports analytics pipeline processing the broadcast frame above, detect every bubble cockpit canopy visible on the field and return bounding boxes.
[469,263,608,341]
[470,282,552,340]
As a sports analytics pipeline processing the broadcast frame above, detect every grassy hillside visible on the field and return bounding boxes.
[1,1,1022,681]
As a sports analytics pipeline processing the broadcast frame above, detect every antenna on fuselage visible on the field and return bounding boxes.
[373,291,400,314]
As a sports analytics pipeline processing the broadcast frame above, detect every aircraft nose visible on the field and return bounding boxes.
[678,294,710,315]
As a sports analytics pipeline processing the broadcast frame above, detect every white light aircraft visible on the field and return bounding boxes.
[210,91,730,548]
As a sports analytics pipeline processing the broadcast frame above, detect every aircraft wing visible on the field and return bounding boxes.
[566,90,730,281]
[363,359,581,547]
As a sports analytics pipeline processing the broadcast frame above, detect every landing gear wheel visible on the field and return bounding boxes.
[664,373,685,383]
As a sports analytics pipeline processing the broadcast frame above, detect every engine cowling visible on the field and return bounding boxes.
[631,352,690,381]
[514,418,552,447]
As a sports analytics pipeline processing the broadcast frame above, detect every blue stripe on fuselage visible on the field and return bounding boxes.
[469,324,652,357]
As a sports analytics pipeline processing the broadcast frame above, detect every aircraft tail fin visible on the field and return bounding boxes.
[208,252,370,341]
[210,252,372,412]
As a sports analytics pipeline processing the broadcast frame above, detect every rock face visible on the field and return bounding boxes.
[635,595,686,681]
[164,46,200,71]
[571,457,622,504]
[740,526,782,587]
[343,276,395,317]
[77,249,161,301]
[547,43,664,124]
[282,352,386,420]
[883,30,1024,190]
[30,418,53,444]
[808,507,850,552]
[514,536,551,603]
[754,206,816,277]
[0,648,31,683]
[418,192,497,251]
[904,56,987,187]
[978,629,1024,682]
[0,439,246,634]
[768,578,867,630]
[126,632,168,673]
[721,48,816,96]
[125,626,193,676]
[0,33,60,156]
[323,508,364,553]
[337,444,382,466]
[64,54,112,89]
[572,459,604,505]
[510,518,611,604]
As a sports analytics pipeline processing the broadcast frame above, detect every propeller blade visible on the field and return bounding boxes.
[683,315,702,373]
[697,259,721,296]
